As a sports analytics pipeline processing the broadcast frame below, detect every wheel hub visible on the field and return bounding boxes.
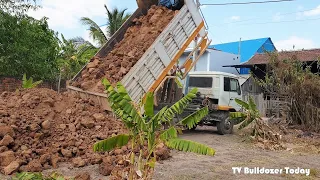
[224,119,231,130]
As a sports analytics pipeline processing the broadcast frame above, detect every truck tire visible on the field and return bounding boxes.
[217,116,233,135]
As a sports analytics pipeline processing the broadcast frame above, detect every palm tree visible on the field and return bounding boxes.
[80,5,131,46]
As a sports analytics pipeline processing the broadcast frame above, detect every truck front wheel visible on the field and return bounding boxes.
[217,116,233,135]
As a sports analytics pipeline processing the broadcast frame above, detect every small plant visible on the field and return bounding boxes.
[93,78,215,179]
[12,172,67,180]
[230,97,281,143]
[229,97,260,131]
[22,73,43,89]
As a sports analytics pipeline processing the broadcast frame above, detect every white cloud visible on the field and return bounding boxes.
[28,0,111,29]
[272,13,283,22]
[230,16,240,21]
[274,36,317,51]
[303,5,320,16]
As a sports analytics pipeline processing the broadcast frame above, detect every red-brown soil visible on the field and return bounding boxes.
[0,88,170,176]
[71,6,176,93]
[0,88,127,175]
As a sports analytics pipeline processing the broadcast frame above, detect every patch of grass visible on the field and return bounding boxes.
[309,168,318,177]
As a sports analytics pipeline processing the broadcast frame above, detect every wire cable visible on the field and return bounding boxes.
[212,7,320,26]
[201,0,295,6]
[228,17,320,26]
[199,7,209,29]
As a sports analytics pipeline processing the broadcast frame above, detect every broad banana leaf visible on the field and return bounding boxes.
[238,117,255,130]
[229,112,247,119]
[235,98,249,110]
[165,138,215,156]
[31,80,42,88]
[230,112,247,125]
[179,106,208,129]
[101,78,142,128]
[163,88,198,122]
[148,106,168,130]
[160,126,178,141]
[175,78,183,88]
[93,134,131,152]
[144,92,154,117]
[248,96,257,112]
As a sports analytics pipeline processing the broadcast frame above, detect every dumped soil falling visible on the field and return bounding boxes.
[71,6,175,93]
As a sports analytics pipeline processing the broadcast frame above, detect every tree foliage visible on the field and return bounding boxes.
[0,0,39,16]
[56,35,98,80]
[0,10,60,81]
[80,5,131,46]
[254,52,320,132]
[105,5,131,36]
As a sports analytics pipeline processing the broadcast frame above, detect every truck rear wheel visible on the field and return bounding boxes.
[217,116,233,135]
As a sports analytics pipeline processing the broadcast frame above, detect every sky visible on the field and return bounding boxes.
[27,0,320,51]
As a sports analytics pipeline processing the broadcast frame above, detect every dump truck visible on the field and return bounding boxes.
[177,71,243,135]
[67,0,211,111]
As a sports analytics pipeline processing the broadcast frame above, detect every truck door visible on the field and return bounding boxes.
[224,77,242,111]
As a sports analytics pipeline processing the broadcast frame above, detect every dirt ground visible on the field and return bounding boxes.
[154,126,320,180]
[2,126,319,180]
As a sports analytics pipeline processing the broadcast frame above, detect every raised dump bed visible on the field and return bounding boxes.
[67,0,207,110]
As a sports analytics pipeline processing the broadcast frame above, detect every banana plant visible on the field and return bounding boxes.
[12,172,65,180]
[93,78,215,179]
[22,73,43,89]
[229,96,261,135]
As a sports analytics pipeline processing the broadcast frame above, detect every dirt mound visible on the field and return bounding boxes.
[71,6,176,92]
[0,88,128,175]
[0,88,170,176]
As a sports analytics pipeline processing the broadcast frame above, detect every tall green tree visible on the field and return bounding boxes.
[0,0,39,16]
[80,5,131,46]
[0,10,60,81]
[56,35,98,80]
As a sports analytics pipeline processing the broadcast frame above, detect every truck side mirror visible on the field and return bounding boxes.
[237,88,241,95]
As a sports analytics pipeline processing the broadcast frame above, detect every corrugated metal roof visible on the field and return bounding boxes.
[245,49,320,65]
[208,37,276,63]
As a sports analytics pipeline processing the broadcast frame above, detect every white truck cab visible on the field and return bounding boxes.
[179,71,243,134]
[185,71,242,111]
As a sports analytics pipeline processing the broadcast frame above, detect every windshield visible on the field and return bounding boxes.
[188,77,213,88]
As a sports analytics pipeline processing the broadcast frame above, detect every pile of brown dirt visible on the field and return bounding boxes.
[0,88,170,176]
[71,5,176,93]
[0,88,128,175]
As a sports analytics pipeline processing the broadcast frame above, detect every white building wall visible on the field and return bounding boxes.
[208,50,240,74]
[178,49,240,74]
[177,48,241,94]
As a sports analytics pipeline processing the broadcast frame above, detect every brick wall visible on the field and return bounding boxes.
[0,77,67,93]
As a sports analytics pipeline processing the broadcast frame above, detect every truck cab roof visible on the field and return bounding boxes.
[188,71,239,78]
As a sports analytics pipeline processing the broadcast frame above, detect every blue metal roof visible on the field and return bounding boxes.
[208,37,276,63]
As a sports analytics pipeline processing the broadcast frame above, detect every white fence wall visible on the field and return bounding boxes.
[243,93,289,118]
